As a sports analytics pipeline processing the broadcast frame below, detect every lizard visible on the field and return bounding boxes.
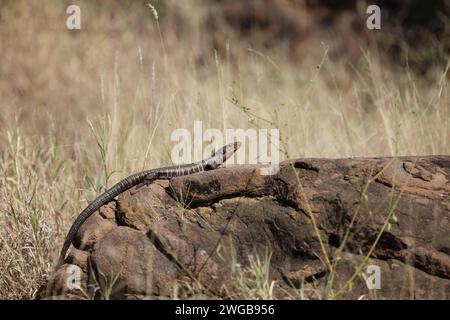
[56,141,241,268]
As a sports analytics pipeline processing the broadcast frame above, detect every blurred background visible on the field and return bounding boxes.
[1,0,449,144]
[0,0,449,299]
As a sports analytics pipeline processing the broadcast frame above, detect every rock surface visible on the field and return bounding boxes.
[41,156,450,299]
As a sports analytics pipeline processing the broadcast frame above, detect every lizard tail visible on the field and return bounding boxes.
[55,203,101,268]
[56,238,72,268]
[55,171,150,269]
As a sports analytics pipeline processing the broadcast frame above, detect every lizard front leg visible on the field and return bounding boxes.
[143,171,158,185]
[130,172,159,195]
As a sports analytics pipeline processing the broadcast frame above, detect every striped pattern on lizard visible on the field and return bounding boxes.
[56,141,241,268]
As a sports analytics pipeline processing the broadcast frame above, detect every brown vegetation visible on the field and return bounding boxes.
[0,0,448,299]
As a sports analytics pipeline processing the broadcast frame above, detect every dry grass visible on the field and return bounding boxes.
[0,1,448,299]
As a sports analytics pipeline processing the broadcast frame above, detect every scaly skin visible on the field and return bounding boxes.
[56,142,241,268]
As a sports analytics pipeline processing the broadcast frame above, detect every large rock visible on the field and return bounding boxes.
[90,227,182,299]
[41,156,450,299]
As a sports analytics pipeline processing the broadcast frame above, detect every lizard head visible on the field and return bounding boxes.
[215,141,241,164]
